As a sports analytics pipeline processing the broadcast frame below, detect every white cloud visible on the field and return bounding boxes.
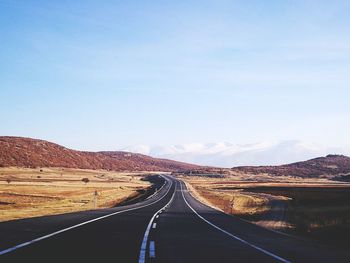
[121,140,349,168]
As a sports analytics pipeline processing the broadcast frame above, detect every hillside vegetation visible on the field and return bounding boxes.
[0,137,199,172]
[232,155,350,178]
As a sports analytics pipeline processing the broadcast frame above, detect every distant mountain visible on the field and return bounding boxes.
[0,137,199,172]
[121,140,346,167]
[232,155,350,178]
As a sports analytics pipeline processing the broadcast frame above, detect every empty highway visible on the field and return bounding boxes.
[0,175,349,262]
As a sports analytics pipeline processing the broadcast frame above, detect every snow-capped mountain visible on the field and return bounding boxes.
[121,140,348,168]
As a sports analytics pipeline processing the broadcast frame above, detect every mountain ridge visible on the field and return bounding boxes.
[0,136,199,172]
[232,154,350,178]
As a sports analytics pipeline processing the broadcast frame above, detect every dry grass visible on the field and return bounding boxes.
[0,167,152,222]
[180,175,350,242]
[183,178,271,217]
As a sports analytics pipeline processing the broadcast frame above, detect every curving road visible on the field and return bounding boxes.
[0,175,349,262]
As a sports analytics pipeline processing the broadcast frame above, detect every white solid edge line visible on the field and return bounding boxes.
[0,176,172,256]
[138,179,176,263]
[179,182,291,263]
[147,178,167,200]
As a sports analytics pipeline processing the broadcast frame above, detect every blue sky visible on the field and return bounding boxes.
[1,0,350,151]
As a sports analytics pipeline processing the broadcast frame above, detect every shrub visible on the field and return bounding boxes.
[82,177,90,184]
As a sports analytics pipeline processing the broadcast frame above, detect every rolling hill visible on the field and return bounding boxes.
[232,154,350,178]
[0,136,199,172]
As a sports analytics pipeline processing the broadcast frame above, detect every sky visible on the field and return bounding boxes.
[1,0,350,153]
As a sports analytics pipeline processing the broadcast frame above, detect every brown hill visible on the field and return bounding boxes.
[0,136,199,172]
[232,155,350,178]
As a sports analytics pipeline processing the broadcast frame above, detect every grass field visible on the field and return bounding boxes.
[246,186,350,244]
[181,175,350,245]
[0,167,152,222]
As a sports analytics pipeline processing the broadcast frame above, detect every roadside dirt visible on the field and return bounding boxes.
[247,192,291,230]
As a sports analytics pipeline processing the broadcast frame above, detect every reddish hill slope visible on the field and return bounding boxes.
[0,137,199,172]
[232,155,350,178]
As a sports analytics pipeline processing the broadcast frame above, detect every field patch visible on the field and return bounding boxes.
[0,167,152,222]
[181,175,350,245]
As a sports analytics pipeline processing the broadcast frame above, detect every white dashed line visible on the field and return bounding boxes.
[152,223,157,229]
[138,180,176,263]
[149,241,156,258]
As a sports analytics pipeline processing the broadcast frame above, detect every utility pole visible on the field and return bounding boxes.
[93,190,98,209]
[230,197,234,214]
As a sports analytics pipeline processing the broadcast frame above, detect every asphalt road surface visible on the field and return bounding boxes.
[0,175,349,262]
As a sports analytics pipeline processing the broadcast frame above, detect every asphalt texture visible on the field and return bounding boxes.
[0,175,349,263]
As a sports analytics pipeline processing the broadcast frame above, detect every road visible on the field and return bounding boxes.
[0,175,349,262]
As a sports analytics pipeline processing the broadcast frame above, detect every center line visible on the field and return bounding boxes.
[138,179,176,263]
[149,241,156,258]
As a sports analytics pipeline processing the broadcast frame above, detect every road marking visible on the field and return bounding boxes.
[147,179,167,200]
[149,241,156,258]
[0,176,172,256]
[138,180,176,263]
[180,182,291,263]
[156,215,159,219]
[152,223,157,229]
